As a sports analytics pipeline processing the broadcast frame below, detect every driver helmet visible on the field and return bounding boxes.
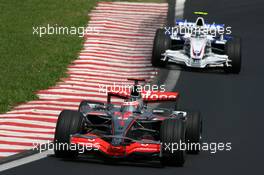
[120,100,141,113]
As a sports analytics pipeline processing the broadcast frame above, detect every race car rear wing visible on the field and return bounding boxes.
[175,19,225,29]
[107,89,179,103]
[142,91,179,103]
[107,78,179,104]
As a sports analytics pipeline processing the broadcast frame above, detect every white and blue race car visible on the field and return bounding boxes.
[152,13,241,73]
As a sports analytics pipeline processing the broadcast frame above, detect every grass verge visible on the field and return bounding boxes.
[0,0,164,113]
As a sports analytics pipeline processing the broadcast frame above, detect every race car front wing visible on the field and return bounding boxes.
[163,50,230,68]
[70,133,161,157]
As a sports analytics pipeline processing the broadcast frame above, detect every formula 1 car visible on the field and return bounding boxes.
[54,79,202,166]
[152,13,242,73]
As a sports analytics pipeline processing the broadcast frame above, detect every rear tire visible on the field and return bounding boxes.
[152,29,171,67]
[54,110,83,158]
[160,119,185,166]
[186,112,202,154]
[225,36,241,73]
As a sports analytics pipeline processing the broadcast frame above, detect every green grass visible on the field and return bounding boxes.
[0,0,165,113]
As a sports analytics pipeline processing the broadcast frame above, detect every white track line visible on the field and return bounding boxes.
[0,150,54,172]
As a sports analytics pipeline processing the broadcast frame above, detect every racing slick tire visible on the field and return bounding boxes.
[225,36,241,73]
[78,100,104,112]
[185,111,202,154]
[152,28,171,67]
[54,110,83,158]
[160,119,185,166]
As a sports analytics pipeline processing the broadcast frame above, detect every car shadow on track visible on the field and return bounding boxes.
[48,154,165,169]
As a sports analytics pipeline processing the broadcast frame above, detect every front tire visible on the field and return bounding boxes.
[186,111,202,154]
[225,36,241,73]
[160,119,186,166]
[54,110,83,158]
[152,29,171,67]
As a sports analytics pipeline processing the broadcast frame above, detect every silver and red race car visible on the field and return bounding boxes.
[54,79,202,166]
[152,14,242,73]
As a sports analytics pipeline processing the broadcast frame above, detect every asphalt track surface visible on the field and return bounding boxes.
[2,0,264,174]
